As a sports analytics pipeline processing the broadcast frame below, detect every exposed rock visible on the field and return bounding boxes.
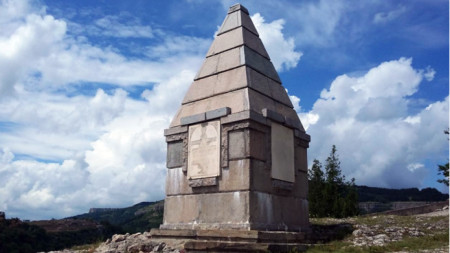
[94,232,180,253]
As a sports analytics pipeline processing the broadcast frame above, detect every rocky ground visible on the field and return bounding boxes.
[46,207,449,253]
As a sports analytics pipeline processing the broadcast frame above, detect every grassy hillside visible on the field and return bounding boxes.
[70,200,164,233]
[357,186,449,202]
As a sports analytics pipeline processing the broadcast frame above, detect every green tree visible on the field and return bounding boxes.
[308,159,325,217]
[308,145,359,218]
[437,163,449,186]
[437,129,449,186]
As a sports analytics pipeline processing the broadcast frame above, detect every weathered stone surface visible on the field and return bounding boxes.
[164,126,187,136]
[167,141,183,168]
[221,110,267,126]
[262,108,285,123]
[249,191,309,231]
[272,179,294,191]
[228,129,249,159]
[171,89,248,127]
[162,191,251,230]
[195,47,241,80]
[188,121,220,179]
[188,177,217,187]
[205,107,231,120]
[217,4,258,36]
[271,122,295,183]
[295,145,308,172]
[207,27,269,59]
[180,112,205,125]
[242,46,280,83]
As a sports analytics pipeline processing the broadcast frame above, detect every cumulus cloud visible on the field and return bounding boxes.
[0,0,199,219]
[294,58,448,189]
[251,13,302,71]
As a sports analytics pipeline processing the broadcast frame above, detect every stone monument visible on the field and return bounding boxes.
[160,3,310,233]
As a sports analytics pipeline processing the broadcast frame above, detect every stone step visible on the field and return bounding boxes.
[184,240,310,253]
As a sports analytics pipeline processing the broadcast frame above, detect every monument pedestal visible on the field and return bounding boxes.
[150,229,310,252]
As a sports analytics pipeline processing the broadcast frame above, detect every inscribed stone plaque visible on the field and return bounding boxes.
[188,120,220,179]
[271,122,295,182]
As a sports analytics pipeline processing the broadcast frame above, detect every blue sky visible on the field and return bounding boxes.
[0,0,448,220]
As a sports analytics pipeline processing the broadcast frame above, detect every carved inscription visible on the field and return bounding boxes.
[188,121,220,179]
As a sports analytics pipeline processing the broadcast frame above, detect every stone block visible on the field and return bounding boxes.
[189,177,217,187]
[221,110,267,126]
[246,66,271,98]
[166,141,183,168]
[240,10,259,35]
[211,66,247,95]
[268,80,294,108]
[217,9,239,35]
[163,195,199,225]
[165,167,192,196]
[195,56,219,80]
[180,112,206,125]
[228,129,249,159]
[171,89,248,127]
[164,126,188,136]
[243,28,269,59]
[250,159,272,193]
[207,28,244,57]
[206,107,231,120]
[217,47,241,73]
[271,122,295,183]
[249,129,266,161]
[249,192,309,231]
[292,170,308,199]
[295,145,308,172]
[162,192,251,230]
[228,3,249,14]
[242,46,280,83]
[262,108,285,123]
[219,159,250,191]
[272,179,294,191]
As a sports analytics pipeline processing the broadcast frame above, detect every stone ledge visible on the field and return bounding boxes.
[188,177,217,187]
[261,108,285,123]
[221,110,267,126]
[180,113,206,125]
[205,107,231,120]
[272,179,294,191]
[164,126,188,136]
[150,229,307,244]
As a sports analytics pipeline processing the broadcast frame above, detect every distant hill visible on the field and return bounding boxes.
[357,186,449,203]
[70,200,164,233]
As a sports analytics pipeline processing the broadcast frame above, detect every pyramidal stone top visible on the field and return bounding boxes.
[169,4,304,132]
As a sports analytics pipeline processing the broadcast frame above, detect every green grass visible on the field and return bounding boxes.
[70,240,103,252]
[305,214,449,253]
[306,231,449,253]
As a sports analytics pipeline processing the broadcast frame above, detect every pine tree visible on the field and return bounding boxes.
[308,145,359,218]
[437,129,449,186]
[308,159,325,217]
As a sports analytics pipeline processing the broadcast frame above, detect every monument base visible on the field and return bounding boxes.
[150,229,311,252]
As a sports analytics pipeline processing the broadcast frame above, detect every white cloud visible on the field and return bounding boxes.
[93,15,154,38]
[295,58,449,189]
[373,6,406,24]
[0,0,200,219]
[251,13,302,71]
